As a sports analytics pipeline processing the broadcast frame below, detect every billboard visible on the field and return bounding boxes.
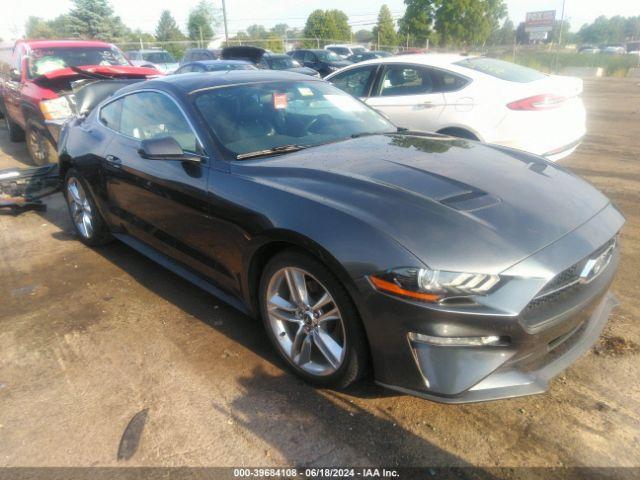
[525,10,556,32]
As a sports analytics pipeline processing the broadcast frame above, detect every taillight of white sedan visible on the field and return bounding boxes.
[325,54,586,161]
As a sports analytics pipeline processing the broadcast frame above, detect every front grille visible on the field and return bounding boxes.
[524,237,617,317]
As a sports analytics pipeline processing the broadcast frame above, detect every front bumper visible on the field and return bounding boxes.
[377,292,617,403]
[355,203,624,403]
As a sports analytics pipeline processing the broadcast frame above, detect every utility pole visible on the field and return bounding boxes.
[554,0,566,73]
[221,0,229,43]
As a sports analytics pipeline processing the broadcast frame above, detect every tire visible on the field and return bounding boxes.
[64,168,112,246]
[2,110,25,143]
[259,249,369,389]
[25,120,57,165]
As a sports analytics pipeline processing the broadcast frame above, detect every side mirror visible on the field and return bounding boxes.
[138,137,203,162]
[10,68,21,82]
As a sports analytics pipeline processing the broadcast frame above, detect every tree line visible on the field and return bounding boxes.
[24,0,218,58]
[23,0,640,58]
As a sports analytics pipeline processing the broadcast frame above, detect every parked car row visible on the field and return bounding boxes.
[1,39,586,167]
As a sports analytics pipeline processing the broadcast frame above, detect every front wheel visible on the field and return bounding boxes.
[259,250,369,389]
[26,120,57,165]
[64,169,112,246]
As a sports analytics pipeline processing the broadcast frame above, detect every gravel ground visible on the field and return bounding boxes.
[0,78,639,474]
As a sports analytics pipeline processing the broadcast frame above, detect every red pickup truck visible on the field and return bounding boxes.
[0,40,158,165]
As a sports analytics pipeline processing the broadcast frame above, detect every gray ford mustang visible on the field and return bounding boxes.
[57,71,624,403]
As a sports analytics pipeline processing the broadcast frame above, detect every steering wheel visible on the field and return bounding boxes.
[301,114,333,135]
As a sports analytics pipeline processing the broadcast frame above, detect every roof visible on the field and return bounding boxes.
[17,40,115,49]
[146,70,319,94]
[357,53,472,68]
[126,49,171,54]
[188,60,252,65]
[290,49,326,53]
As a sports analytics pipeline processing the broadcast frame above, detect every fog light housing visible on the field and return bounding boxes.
[408,332,510,347]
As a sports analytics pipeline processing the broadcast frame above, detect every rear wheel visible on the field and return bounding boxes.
[26,120,57,165]
[64,169,112,246]
[259,250,369,389]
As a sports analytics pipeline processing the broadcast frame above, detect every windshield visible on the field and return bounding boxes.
[329,47,350,56]
[142,51,176,64]
[194,80,395,158]
[454,57,546,83]
[317,50,342,62]
[28,47,129,77]
[267,56,297,70]
[352,47,367,54]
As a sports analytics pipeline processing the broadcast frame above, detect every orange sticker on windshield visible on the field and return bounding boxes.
[273,93,288,109]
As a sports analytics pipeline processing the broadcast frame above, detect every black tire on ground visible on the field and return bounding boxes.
[63,168,113,247]
[2,111,25,143]
[259,249,369,389]
[25,119,57,165]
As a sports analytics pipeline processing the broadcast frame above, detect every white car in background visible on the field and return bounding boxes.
[325,54,586,161]
[125,49,179,74]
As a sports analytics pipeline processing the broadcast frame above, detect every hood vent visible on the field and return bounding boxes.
[439,190,501,212]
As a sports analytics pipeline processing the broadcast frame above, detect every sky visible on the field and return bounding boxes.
[1,0,638,42]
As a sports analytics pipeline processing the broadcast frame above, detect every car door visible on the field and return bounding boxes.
[364,64,446,132]
[98,90,218,278]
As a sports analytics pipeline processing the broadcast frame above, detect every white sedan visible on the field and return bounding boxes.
[325,54,586,161]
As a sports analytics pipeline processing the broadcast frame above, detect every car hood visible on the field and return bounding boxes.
[235,134,611,274]
[36,65,159,81]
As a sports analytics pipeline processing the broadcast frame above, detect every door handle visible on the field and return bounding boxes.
[105,154,122,167]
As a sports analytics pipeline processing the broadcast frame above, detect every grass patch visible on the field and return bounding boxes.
[496,51,640,76]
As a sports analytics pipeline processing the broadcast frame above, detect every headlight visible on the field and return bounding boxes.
[369,267,501,303]
[39,97,74,120]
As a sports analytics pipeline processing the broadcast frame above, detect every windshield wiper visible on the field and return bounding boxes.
[69,66,114,80]
[350,130,396,139]
[236,144,308,160]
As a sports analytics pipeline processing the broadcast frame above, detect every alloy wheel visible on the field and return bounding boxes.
[266,267,346,376]
[66,177,94,239]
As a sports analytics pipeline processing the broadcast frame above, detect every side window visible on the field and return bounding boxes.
[303,52,317,63]
[258,58,269,69]
[119,92,198,153]
[430,70,469,92]
[99,98,123,131]
[329,66,377,98]
[292,51,303,61]
[377,65,435,97]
